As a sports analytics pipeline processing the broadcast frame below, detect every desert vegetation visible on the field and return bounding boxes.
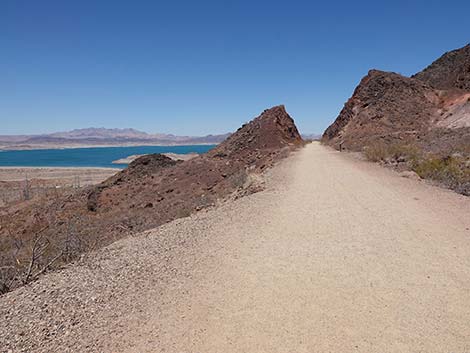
[363,142,470,195]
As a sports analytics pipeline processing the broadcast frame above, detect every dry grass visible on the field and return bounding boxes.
[413,155,470,195]
[363,143,420,163]
[364,142,470,196]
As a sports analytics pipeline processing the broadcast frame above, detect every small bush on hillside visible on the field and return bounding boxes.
[363,142,420,164]
[413,155,470,195]
[364,141,470,196]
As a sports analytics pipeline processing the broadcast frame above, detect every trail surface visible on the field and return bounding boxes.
[2,142,470,352]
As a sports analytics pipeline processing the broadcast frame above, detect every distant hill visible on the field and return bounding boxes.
[301,133,321,141]
[0,128,230,150]
[49,128,154,140]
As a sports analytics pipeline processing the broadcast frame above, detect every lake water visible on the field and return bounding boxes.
[0,145,215,168]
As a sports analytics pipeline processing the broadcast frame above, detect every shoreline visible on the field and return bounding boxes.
[0,167,120,183]
[0,166,121,170]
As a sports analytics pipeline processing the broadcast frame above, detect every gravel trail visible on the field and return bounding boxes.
[1,142,470,352]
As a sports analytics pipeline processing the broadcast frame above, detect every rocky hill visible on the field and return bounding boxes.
[322,70,439,150]
[323,44,470,150]
[322,44,470,195]
[0,105,302,294]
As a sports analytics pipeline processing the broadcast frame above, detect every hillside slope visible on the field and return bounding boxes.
[0,105,302,294]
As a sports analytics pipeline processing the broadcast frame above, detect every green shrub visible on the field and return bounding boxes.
[413,155,470,195]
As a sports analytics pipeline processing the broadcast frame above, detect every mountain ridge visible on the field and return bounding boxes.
[0,128,231,150]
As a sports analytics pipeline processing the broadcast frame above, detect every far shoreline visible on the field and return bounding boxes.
[0,166,121,170]
[0,142,218,152]
[0,166,120,184]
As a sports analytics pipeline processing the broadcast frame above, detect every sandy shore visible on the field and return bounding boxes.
[112,152,199,164]
[0,167,119,207]
[0,167,120,185]
[0,166,119,183]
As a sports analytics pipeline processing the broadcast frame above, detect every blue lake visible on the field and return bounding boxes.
[0,145,215,168]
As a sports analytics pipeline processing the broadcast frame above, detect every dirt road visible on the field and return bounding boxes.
[2,142,470,352]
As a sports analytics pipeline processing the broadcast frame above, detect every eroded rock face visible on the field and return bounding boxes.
[209,105,302,158]
[322,45,470,151]
[412,44,470,91]
[323,70,438,149]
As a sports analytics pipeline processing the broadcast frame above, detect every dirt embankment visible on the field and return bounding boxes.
[0,105,303,294]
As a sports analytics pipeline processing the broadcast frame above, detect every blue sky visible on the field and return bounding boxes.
[1,0,469,136]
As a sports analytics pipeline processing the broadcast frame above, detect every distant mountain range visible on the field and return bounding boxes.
[301,133,321,141]
[0,128,231,150]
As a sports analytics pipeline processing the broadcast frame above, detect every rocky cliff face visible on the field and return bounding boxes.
[208,105,302,161]
[412,44,470,90]
[323,70,439,149]
[323,45,470,151]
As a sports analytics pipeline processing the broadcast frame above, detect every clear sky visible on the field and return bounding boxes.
[2,0,469,136]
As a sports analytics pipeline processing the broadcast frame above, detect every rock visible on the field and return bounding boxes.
[399,171,421,180]
[397,156,406,163]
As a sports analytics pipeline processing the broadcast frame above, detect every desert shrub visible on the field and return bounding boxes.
[175,208,192,219]
[413,155,470,195]
[229,170,248,189]
[364,142,420,164]
[363,143,388,162]
[363,141,470,196]
[0,216,88,294]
